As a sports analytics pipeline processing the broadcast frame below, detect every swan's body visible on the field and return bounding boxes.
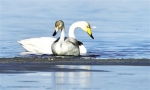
[18,20,94,55]
[18,37,56,55]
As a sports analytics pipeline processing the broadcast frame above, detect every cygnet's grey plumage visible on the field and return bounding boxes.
[52,38,80,56]
[51,20,81,56]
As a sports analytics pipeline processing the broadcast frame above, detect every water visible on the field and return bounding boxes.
[0,0,150,90]
[0,0,149,58]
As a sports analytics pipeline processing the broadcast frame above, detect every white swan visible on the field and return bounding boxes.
[18,20,94,55]
[68,21,94,54]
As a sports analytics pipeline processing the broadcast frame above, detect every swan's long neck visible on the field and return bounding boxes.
[59,27,65,42]
[68,23,78,38]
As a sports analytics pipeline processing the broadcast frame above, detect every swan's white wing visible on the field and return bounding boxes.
[18,37,56,54]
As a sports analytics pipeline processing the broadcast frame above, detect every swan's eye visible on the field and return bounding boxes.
[87,25,90,28]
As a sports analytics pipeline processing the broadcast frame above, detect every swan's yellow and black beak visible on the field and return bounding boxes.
[87,27,94,39]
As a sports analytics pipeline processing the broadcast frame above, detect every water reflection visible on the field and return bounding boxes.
[0,65,109,90]
[54,66,91,90]
[1,65,149,90]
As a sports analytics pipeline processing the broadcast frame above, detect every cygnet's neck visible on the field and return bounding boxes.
[59,27,65,42]
[68,22,82,38]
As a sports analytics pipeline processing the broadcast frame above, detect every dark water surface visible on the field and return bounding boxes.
[0,0,150,90]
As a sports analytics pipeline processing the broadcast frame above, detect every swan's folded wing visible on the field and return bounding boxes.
[64,38,79,46]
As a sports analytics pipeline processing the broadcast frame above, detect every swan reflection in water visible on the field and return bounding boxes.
[53,65,91,90]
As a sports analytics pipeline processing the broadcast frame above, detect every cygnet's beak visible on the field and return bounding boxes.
[53,26,59,36]
[53,31,57,36]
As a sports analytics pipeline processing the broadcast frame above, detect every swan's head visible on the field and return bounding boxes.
[53,20,64,36]
[77,21,94,39]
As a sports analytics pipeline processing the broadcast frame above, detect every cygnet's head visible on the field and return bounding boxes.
[53,20,64,36]
[76,21,94,39]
